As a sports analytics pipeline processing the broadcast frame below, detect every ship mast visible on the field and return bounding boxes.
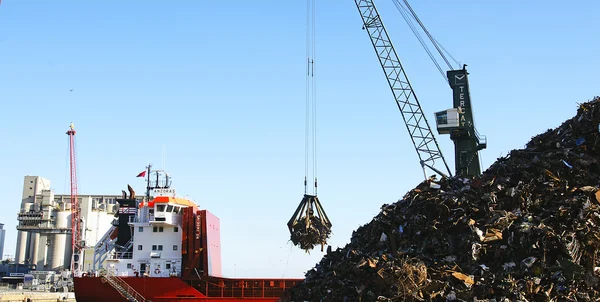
[145,164,172,199]
[145,164,152,204]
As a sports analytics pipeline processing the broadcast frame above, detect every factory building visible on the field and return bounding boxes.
[16,176,121,272]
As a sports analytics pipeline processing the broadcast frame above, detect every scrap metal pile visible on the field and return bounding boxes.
[284,97,600,301]
[288,194,333,251]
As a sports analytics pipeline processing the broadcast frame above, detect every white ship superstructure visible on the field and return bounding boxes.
[91,170,193,278]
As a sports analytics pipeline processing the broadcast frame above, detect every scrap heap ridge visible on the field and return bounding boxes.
[285,96,600,301]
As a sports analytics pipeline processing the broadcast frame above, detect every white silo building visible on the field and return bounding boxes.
[16,176,120,272]
[0,224,6,260]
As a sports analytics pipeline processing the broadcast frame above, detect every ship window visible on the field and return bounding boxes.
[138,227,143,232]
[166,263,171,269]
[158,245,163,251]
[173,245,178,251]
[159,227,164,232]
[138,245,143,250]
[174,227,178,232]
[153,226,158,232]
[156,205,166,212]
[166,205,174,212]
[152,245,157,251]
[127,263,132,269]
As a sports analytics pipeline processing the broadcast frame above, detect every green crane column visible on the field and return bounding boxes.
[447,66,483,177]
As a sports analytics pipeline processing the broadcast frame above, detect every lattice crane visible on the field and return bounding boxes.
[353,0,452,179]
[67,123,82,272]
[353,0,486,178]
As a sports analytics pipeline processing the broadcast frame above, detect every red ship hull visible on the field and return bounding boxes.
[74,276,301,301]
[74,276,203,301]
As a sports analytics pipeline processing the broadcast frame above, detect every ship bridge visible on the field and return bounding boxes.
[135,195,196,225]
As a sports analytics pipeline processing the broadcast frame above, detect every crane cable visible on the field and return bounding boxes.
[392,0,460,79]
[304,0,318,195]
[312,0,318,196]
[399,0,481,138]
[393,0,445,79]
[304,0,309,194]
[394,0,485,170]
[401,0,454,69]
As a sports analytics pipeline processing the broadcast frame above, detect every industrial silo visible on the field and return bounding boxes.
[48,210,70,270]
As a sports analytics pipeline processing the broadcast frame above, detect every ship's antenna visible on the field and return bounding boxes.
[162,144,166,170]
[145,163,152,202]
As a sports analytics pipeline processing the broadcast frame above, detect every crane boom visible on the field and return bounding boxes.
[353,0,452,178]
[67,123,82,272]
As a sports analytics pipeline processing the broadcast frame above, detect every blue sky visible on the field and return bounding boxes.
[0,0,598,278]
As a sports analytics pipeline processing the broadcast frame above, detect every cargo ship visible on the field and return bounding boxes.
[73,166,303,301]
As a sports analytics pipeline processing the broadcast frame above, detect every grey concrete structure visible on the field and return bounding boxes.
[16,176,120,272]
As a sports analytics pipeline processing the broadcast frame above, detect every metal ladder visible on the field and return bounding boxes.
[122,238,134,253]
[101,272,149,302]
[93,225,117,270]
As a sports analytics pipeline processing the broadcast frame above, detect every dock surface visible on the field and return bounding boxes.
[0,289,75,301]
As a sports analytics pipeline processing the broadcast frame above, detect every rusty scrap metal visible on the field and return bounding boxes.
[288,194,332,252]
[283,97,600,301]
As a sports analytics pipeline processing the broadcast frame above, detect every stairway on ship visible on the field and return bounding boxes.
[101,273,148,302]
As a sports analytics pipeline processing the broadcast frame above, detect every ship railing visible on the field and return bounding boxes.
[128,215,153,224]
[108,251,133,260]
[101,270,148,302]
[196,278,303,298]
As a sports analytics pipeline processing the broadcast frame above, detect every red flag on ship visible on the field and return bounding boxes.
[136,170,146,178]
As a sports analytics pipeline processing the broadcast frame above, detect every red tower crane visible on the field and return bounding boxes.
[66,123,81,272]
